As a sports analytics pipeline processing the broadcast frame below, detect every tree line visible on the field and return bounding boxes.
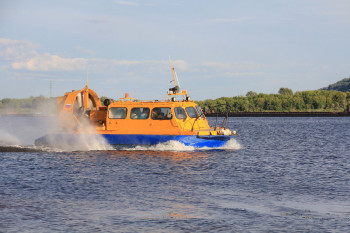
[0,96,56,114]
[196,88,350,113]
[320,77,350,92]
[2,88,350,114]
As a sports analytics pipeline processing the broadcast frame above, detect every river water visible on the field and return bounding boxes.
[0,116,349,232]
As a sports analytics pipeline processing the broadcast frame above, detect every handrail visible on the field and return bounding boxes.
[209,103,231,129]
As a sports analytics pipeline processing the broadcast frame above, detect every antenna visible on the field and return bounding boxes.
[175,70,181,89]
[86,69,89,89]
[50,80,52,98]
[168,56,177,86]
[83,69,89,109]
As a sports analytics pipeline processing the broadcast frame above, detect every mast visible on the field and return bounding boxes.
[169,56,177,87]
[83,71,89,109]
[166,57,188,101]
[50,80,52,98]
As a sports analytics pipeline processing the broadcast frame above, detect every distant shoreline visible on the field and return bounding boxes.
[0,113,55,117]
[205,112,350,117]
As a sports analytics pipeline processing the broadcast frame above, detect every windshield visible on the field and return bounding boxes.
[196,106,205,118]
[186,107,199,118]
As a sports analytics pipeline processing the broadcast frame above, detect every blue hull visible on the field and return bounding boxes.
[35,133,233,149]
[102,134,231,148]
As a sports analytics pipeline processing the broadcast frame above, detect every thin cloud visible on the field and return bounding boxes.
[87,58,188,71]
[12,54,87,71]
[211,17,291,25]
[75,46,97,55]
[2,38,188,73]
[0,38,39,62]
[203,61,262,70]
[211,18,248,24]
[316,0,350,24]
[115,0,139,6]
[226,72,266,77]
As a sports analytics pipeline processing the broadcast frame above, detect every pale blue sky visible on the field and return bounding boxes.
[1,0,350,100]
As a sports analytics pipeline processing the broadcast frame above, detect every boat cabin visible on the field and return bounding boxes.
[90,100,212,136]
[56,72,225,137]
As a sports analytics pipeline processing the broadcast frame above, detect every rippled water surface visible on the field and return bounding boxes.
[1,116,350,232]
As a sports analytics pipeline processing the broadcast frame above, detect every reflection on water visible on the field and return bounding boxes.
[105,149,210,161]
[1,117,350,232]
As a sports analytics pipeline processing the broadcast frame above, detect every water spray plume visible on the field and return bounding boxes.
[0,130,21,146]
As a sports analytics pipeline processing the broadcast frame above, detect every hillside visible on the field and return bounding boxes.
[321,77,350,92]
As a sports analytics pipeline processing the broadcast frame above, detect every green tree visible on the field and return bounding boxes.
[293,96,305,110]
[216,99,227,113]
[278,87,293,96]
[2,98,11,105]
[246,91,258,97]
[254,97,265,111]
[321,77,350,92]
[194,89,350,113]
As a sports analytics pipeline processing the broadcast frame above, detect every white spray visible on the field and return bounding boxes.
[124,138,242,152]
[0,100,113,151]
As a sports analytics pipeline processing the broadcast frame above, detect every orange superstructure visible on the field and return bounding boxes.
[101,100,210,135]
[56,84,101,131]
[57,87,222,137]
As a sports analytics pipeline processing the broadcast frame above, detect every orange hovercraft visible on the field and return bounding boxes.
[35,64,237,149]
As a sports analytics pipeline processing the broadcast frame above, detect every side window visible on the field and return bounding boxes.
[174,107,187,120]
[196,106,205,118]
[152,108,172,120]
[109,107,127,119]
[186,107,199,118]
[130,107,150,119]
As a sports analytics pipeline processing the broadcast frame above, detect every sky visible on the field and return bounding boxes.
[1,0,350,100]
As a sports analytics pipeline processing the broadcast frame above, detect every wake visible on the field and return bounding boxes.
[122,138,242,152]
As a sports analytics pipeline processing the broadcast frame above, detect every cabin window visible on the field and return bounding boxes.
[151,108,172,120]
[174,107,187,120]
[131,107,150,119]
[109,107,127,119]
[186,107,199,118]
[196,106,205,118]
